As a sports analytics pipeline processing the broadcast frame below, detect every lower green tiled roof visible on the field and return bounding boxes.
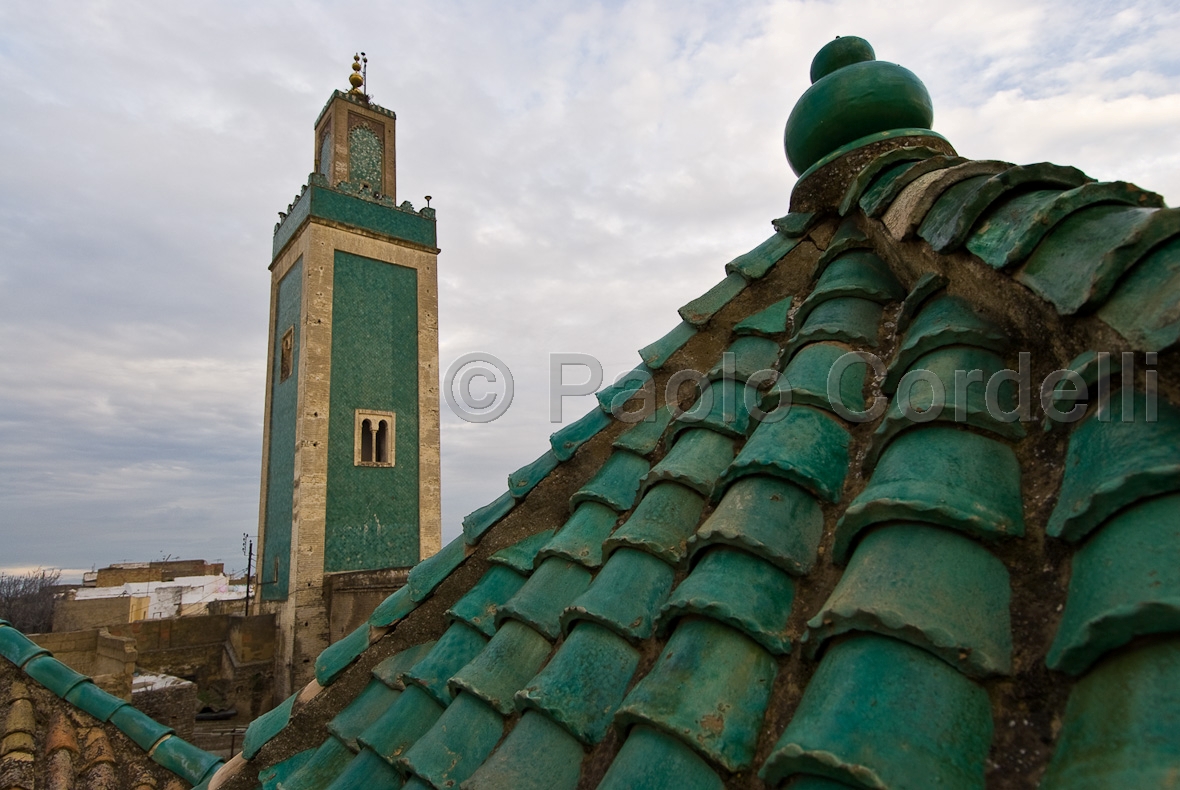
[0,621,223,787]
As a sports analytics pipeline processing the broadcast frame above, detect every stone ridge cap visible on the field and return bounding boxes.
[840,144,1177,355]
[0,620,223,787]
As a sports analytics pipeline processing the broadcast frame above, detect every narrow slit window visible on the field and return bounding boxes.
[355,410,396,467]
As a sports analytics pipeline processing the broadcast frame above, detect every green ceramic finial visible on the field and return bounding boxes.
[809,36,875,83]
[785,37,934,175]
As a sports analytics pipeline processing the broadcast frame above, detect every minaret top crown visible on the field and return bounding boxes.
[348,53,366,97]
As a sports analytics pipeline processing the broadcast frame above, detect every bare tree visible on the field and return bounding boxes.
[0,568,62,633]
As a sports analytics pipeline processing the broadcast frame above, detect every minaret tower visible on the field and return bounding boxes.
[255,56,441,694]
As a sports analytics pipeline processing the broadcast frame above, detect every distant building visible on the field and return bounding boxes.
[254,57,442,695]
[55,560,244,631]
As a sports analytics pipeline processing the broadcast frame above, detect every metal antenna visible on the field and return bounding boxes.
[361,52,368,98]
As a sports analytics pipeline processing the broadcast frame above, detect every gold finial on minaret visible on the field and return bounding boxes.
[348,53,365,95]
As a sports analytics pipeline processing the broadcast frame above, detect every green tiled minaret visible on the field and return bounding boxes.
[256,56,442,695]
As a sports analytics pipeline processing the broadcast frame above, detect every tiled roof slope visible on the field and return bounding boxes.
[0,639,215,789]
[214,37,1180,790]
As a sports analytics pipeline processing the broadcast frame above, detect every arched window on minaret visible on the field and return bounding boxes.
[354,409,395,467]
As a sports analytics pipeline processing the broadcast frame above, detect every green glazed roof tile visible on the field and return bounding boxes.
[570,451,650,513]
[371,640,437,689]
[894,271,947,335]
[538,501,620,569]
[508,449,560,500]
[669,380,754,442]
[110,700,175,752]
[562,547,676,641]
[964,188,1070,268]
[598,724,724,790]
[868,344,1026,464]
[794,251,904,328]
[0,625,50,668]
[495,556,593,640]
[641,321,698,370]
[463,710,584,790]
[836,426,1024,563]
[449,619,553,715]
[616,617,777,772]
[194,761,225,789]
[883,159,1012,240]
[402,621,488,706]
[326,678,401,751]
[462,491,517,545]
[1047,390,1180,542]
[1040,638,1180,790]
[517,621,641,745]
[597,365,655,414]
[398,692,505,789]
[771,342,867,417]
[920,162,1092,253]
[658,547,795,655]
[447,564,527,636]
[356,683,444,765]
[734,296,793,337]
[242,691,297,760]
[854,158,931,219]
[790,296,883,350]
[807,523,1012,677]
[725,232,802,280]
[367,585,415,627]
[1015,204,1174,315]
[613,403,673,456]
[1047,493,1180,675]
[608,403,674,453]
[63,680,128,722]
[321,746,404,790]
[838,145,944,216]
[642,428,736,498]
[860,154,968,218]
[813,222,873,281]
[151,737,223,787]
[604,482,707,566]
[268,737,353,790]
[718,404,851,503]
[549,406,613,462]
[258,746,316,790]
[771,212,820,238]
[315,624,376,687]
[706,335,782,383]
[1098,235,1180,351]
[884,294,1007,393]
[1042,350,1119,431]
[966,180,1165,270]
[760,634,992,790]
[488,528,555,574]
[408,535,470,601]
[22,655,87,698]
[916,174,1003,249]
[679,272,748,327]
[690,476,823,576]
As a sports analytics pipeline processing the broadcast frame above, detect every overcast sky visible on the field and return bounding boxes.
[1,1,1178,582]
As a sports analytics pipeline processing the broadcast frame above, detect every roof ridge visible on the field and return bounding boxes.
[0,620,223,788]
